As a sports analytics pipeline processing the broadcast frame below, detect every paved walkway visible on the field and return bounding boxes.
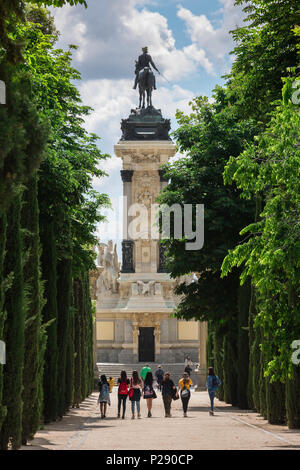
[20,389,300,450]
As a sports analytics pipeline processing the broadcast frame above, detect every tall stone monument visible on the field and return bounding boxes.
[94,50,207,388]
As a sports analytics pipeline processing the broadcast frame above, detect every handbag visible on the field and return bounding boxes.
[172,387,179,400]
[181,386,190,398]
[128,387,134,399]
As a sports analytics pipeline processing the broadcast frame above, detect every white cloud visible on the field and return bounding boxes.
[49,0,242,250]
[51,0,214,81]
[177,0,245,62]
[78,78,195,141]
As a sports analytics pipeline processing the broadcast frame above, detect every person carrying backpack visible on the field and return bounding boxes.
[117,370,130,419]
[178,371,193,417]
[143,371,156,417]
[154,365,164,391]
[98,375,111,419]
[206,366,222,415]
[161,372,177,418]
[129,370,143,419]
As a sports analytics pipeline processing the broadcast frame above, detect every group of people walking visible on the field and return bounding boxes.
[98,363,221,419]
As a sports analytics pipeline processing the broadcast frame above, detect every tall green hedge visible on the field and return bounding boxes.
[0,195,24,450]
[40,220,58,424]
[21,175,45,444]
[56,255,73,418]
[0,211,7,433]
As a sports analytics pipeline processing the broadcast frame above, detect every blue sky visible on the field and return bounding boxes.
[51,0,245,256]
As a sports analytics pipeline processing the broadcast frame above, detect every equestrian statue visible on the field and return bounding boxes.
[133,46,160,109]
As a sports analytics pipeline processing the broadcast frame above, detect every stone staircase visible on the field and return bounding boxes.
[96,362,198,386]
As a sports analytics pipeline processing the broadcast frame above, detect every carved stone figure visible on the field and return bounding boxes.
[97,240,119,294]
[137,189,153,208]
[137,280,155,296]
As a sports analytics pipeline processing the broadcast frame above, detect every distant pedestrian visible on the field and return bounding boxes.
[117,370,130,419]
[154,365,164,391]
[143,371,156,417]
[140,364,152,382]
[108,376,114,393]
[178,372,193,417]
[161,372,177,418]
[129,370,143,419]
[184,356,193,377]
[98,374,111,419]
[206,366,221,415]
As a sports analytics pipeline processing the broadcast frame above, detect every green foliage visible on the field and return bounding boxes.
[0,62,49,211]
[266,379,286,425]
[40,220,58,424]
[0,0,87,64]
[228,0,299,121]
[21,174,46,444]
[237,279,251,409]
[222,96,300,382]
[0,195,24,450]
[158,91,256,324]
[0,212,8,432]
[15,13,110,273]
[0,3,109,445]
[286,366,300,428]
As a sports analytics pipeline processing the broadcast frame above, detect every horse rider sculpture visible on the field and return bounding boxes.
[133,46,159,91]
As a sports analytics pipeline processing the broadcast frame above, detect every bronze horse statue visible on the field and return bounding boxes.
[138,67,155,108]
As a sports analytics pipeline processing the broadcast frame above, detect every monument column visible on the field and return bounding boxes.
[120,169,133,240]
[121,169,135,274]
[95,49,204,367]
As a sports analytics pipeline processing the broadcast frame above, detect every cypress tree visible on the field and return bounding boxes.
[81,275,87,400]
[247,285,256,410]
[286,365,300,429]
[56,254,72,418]
[73,278,83,407]
[206,322,214,371]
[223,327,238,406]
[251,324,262,413]
[65,301,75,411]
[0,195,25,450]
[40,220,58,423]
[0,211,7,432]
[213,326,224,401]
[84,271,95,395]
[21,175,45,444]
[266,379,286,425]
[259,333,267,419]
[237,280,251,409]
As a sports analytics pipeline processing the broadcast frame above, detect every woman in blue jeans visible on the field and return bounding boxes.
[206,367,221,415]
[129,370,143,419]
